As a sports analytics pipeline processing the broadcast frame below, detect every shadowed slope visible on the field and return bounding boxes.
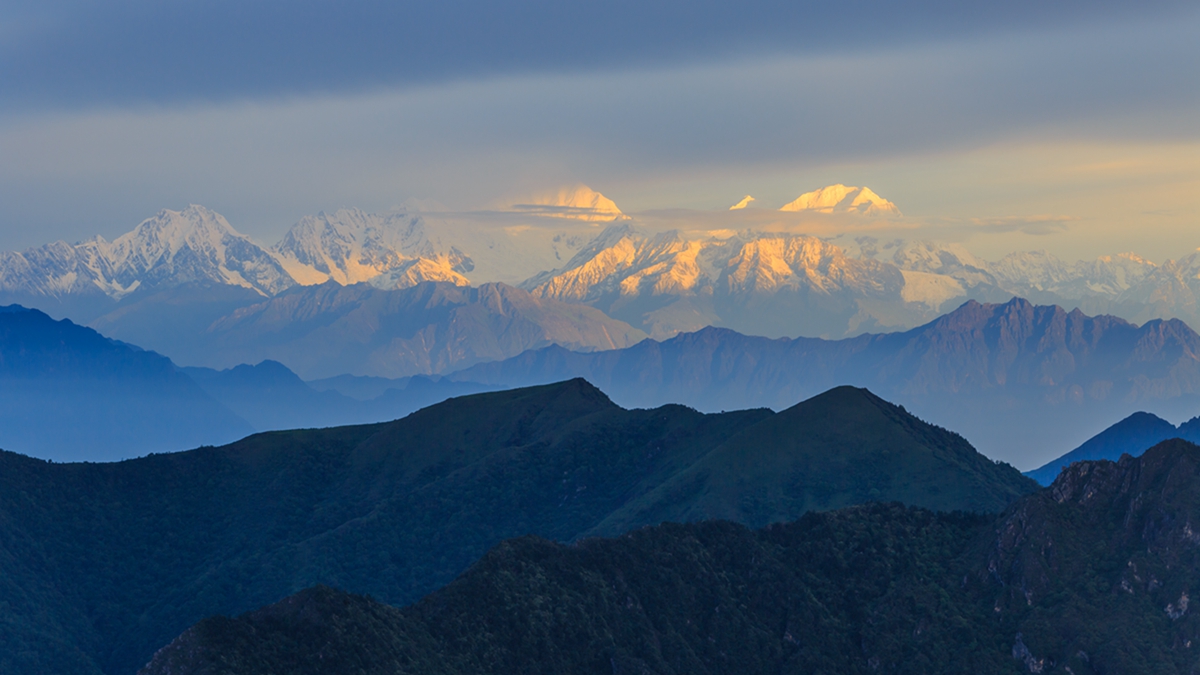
[590,386,1034,535]
[0,380,1033,675]
[0,380,760,675]
[145,441,1200,675]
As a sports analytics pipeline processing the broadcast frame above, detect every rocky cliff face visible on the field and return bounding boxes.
[974,440,1200,673]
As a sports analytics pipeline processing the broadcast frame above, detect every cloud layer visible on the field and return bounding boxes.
[0,2,1196,261]
[3,0,1193,111]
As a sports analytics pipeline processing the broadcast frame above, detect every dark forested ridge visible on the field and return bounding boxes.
[0,380,1031,675]
[145,440,1200,675]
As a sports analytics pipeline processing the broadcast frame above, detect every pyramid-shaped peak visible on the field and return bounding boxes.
[516,185,625,222]
[729,195,755,210]
[118,205,244,252]
[780,184,900,216]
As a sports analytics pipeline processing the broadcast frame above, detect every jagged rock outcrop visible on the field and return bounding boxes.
[972,440,1200,673]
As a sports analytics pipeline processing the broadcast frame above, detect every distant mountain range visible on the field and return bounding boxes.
[0,306,505,460]
[10,292,1200,469]
[451,297,1200,468]
[1025,410,1200,485]
[5,193,1200,349]
[145,440,1200,675]
[0,305,253,460]
[109,280,646,378]
[0,381,1032,675]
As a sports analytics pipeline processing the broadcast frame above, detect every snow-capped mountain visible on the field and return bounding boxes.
[522,225,921,338]
[0,205,294,301]
[0,199,601,312]
[272,208,473,288]
[851,237,1160,304]
[780,184,900,216]
[509,185,626,222]
[5,190,1200,353]
[519,223,1200,341]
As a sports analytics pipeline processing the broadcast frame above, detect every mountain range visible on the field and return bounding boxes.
[450,297,1200,468]
[110,280,646,378]
[0,305,253,460]
[145,439,1200,675]
[0,381,1032,675]
[0,305,505,460]
[6,192,1200,351]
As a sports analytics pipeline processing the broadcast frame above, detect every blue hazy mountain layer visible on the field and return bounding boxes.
[183,361,501,432]
[1024,411,1200,485]
[0,305,254,460]
[0,304,503,460]
[449,297,1200,469]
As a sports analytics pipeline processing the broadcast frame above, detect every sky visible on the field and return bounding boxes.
[1,0,1197,261]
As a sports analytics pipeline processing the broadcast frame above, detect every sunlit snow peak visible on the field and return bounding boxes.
[511,185,625,223]
[780,184,900,216]
[729,195,755,210]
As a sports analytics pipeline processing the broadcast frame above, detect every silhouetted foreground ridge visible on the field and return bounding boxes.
[144,440,1200,675]
[0,380,1031,675]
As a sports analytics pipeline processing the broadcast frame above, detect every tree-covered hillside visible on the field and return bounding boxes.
[0,380,1031,675]
[145,440,1200,675]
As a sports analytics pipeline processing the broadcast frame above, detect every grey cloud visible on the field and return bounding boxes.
[1,0,1195,112]
[0,12,1195,251]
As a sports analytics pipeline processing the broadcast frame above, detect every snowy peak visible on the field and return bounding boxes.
[271,208,459,287]
[511,185,625,222]
[729,195,755,210]
[0,205,294,300]
[526,228,901,303]
[100,205,292,296]
[780,184,901,216]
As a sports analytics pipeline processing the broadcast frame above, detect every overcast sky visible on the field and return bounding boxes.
[2,0,1197,260]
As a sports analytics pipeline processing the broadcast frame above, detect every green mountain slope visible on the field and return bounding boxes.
[591,386,1032,535]
[144,440,1200,675]
[0,380,1030,675]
